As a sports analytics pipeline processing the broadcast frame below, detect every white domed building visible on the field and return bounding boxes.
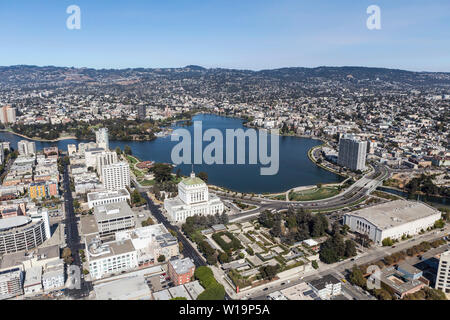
[164,172,224,223]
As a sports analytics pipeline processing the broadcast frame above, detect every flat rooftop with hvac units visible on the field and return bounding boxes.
[344,200,442,245]
[81,201,136,238]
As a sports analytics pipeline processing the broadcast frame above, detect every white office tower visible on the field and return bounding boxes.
[435,250,450,294]
[164,172,224,223]
[96,151,118,173]
[101,162,130,191]
[337,134,367,171]
[96,128,109,151]
[17,140,36,156]
[0,105,16,124]
[67,144,77,155]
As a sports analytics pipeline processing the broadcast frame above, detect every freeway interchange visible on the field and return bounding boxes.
[224,163,390,223]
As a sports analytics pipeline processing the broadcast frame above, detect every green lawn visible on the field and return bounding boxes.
[289,187,340,201]
[140,179,156,186]
[126,155,139,165]
[270,194,286,200]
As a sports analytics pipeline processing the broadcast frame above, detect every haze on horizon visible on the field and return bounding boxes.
[0,0,449,72]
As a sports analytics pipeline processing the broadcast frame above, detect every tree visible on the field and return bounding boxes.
[349,265,366,287]
[382,237,394,247]
[176,168,181,179]
[131,189,145,206]
[197,283,225,300]
[259,264,279,280]
[434,219,445,229]
[115,146,122,155]
[152,163,173,182]
[141,217,154,227]
[157,255,166,263]
[312,260,319,269]
[344,240,357,258]
[218,251,230,264]
[62,248,73,265]
[198,171,208,183]
[124,145,132,155]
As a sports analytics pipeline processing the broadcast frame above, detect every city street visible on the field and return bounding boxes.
[62,164,93,299]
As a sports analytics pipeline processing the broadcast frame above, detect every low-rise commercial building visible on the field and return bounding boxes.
[168,257,195,286]
[94,275,151,300]
[115,224,179,266]
[0,268,23,300]
[86,237,138,280]
[87,189,130,209]
[309,274,341,300]
[344,200,441,245]
[93,201,135,237]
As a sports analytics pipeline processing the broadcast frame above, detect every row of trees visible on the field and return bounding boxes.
[194,266,225,300]
[319,223,357,264]
[258,208,329,245]
[405,174,449,197]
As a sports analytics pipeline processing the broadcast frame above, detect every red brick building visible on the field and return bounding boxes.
[167,258,195,285]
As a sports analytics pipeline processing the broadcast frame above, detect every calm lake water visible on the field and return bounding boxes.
[0,114,343,193]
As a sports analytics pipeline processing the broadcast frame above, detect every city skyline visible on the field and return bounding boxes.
[0,0,449,72]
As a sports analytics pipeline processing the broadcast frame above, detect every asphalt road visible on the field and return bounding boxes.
[138,190,207,268]
[62,164,93,299]
[224,164,389,223]
[246,227,450,301]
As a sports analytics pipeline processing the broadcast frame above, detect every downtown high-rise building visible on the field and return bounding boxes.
[96,151,118,173]
[17,140,36,156]
[96,128,109,151]
[337,134,367,171]
[435,250,450,294]
[0,105,16,125]
[101,162,131,191]
[137,105,147,120]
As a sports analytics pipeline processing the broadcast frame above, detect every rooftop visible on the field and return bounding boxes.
[0,216,31,231]
[88,238,136,261]
[345,200,439,230]
[181,176,205,186]
[94,201,134,222]
[87,189,130,202]
[168,285,191,300]
[169,257,195,275]
[94,275,151,300]
[309,274,341,291]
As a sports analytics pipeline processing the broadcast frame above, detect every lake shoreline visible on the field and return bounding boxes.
[0,114,344,193]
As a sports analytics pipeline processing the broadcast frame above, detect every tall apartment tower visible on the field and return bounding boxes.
[0,105,16,124]
[101,162,130,191]
[337,134,367,171]
[435,250,450,294]
[96,151,118,173]
[96,128,109,151]
[17,140,36,156]
[137,105,147,120]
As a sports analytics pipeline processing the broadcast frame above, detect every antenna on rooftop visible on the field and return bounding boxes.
[190,164,195,178]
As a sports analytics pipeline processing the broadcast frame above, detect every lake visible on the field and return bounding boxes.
[0,114,343,193]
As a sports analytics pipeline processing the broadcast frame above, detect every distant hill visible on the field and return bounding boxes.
[0,65,448,92]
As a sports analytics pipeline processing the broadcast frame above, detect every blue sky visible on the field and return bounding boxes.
[0,0,449,71]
